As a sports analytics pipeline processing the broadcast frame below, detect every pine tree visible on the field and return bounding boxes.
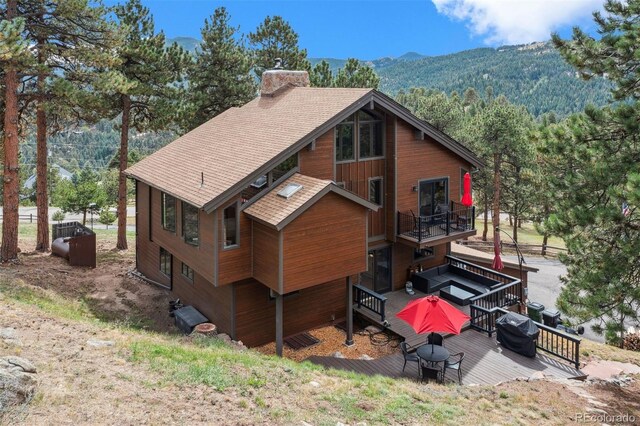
[249,15,309,76]
[309,60,332,87]
[104,0,189,250]
[332,58,380,89]
[547,0,640,344]
[182,7,255,131]
[0,0,29,262]
[20,0,118,252]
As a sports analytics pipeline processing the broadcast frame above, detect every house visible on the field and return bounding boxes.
[23,164,73,189]
[125,68,487,355]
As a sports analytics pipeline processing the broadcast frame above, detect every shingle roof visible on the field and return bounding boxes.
[125,87,372,209]
[244,173,379,230]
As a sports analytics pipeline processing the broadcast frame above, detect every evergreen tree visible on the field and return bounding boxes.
[309,60,332,88]
[20,0,118,252]
[249,15,309,76]
[182,7,255,131]
[55,169,107,225]
[332,58,380,89]
[547,0,640,344]
[0,0,29,262]
[104,0,189,250]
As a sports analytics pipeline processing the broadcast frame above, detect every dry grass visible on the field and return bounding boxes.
[581,338,640,365]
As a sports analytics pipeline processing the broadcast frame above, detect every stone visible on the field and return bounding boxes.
[0,327,21,346]
[332,351,345,358]
[309,381,320,388]
[86,339,115,348]
[527,371,545,381]
[358,354,374,360]
[217,333,232,343]
[0,356,37,408]
[365,325,383,334]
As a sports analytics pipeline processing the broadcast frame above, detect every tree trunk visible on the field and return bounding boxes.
[482,193,488,241]
[541,203,550,256]
[116,94,130,250]
[508,214,513,227]
[1,0,20,262]
[82,209,87,226]
[35,40,49,252]
[492,152,501,248]
[512,214,518,243]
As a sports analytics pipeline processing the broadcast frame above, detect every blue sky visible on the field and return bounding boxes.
[109,0,603,59]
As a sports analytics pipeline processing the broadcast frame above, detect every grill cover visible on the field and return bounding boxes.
[174,306,208,334]
[496,312,540,358]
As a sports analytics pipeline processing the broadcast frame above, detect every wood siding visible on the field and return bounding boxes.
[298,128,334,180]
[336,159,386,238]
[149,186,216,282]
[135,182,170,287]
[395,118,472,214]
[234,278,346,347]
[171,254,234,335]
[217,199,252,285]
[391,243,448,291]
[385,115,397,242]
[252,222,280,292]
[282,192,367,293]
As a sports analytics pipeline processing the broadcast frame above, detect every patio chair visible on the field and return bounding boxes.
[427,333,444,347]
[400,342,420,376]
[420,365,443,384]
[443,352,465,385]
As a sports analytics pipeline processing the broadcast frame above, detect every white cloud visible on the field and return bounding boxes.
[432,0,604,45]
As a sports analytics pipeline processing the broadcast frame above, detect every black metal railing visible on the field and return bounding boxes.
[397,202,475,243]
[469,280,523,310]
[354,284,387,322]
[52,221,94,240]
[469,306,581,369]
[446,255,516,285]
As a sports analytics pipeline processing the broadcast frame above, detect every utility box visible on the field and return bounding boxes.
[174,306,208,334]
[542,309,561,328]
[526,302,545,323]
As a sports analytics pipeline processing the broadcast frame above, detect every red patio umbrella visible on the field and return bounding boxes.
[492,236,504,270]
[396,295,470,352]
[461,172,473,207]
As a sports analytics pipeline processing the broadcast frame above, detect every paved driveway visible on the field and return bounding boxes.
[505,255,604,343]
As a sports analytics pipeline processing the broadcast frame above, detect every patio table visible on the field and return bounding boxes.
[416,344,450,364]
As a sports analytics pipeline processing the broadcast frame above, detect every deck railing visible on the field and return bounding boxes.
[354,284,387,322]
[445,255,517,285]
[397,202,475,242]
[469,280,523,310]
[469,306,581,369]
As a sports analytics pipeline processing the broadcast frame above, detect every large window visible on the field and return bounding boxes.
[419,178,448,217]
[223,202,239,248]
[182,202,199,246]
[159,247,171,276]
[369,177,383,206]
[358,110,383,159]
[181,262,194,282]
[335,116,355,162]
[161,193,176,232]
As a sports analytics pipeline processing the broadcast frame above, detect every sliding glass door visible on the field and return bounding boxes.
[419,178,448,217]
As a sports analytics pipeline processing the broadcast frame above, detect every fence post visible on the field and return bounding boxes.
[30,214,33,223]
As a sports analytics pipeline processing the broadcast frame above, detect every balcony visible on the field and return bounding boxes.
[397,201,476,247]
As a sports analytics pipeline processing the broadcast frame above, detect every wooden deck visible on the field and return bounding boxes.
[355,288,471,348]
[306,330,585,385]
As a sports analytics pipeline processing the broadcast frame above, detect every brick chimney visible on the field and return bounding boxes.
[260,58,310,96]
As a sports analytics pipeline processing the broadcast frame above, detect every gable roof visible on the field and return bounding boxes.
[244,173,378,230]
[125,86,482,212]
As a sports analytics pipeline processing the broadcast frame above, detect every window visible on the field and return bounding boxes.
[223,202,239,248]
[369,177,383,206]
[414,247,435,261]
[272,153,298,180]
[182,202,199,246]
[181,262,194,281]
[419,178,448,217]
[159,248,171,276]
[335,115,355,162]
[358,110,383,159]
[161,193,176,232]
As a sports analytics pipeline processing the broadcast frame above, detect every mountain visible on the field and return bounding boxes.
[309,42,612,117]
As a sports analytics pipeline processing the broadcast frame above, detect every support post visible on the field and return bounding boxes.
[275,292,283,356]
[345,276,354,346]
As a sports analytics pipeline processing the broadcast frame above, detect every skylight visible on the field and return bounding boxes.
[277,183,303,199]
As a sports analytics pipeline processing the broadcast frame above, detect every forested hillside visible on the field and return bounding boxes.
[310,42,612,117]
